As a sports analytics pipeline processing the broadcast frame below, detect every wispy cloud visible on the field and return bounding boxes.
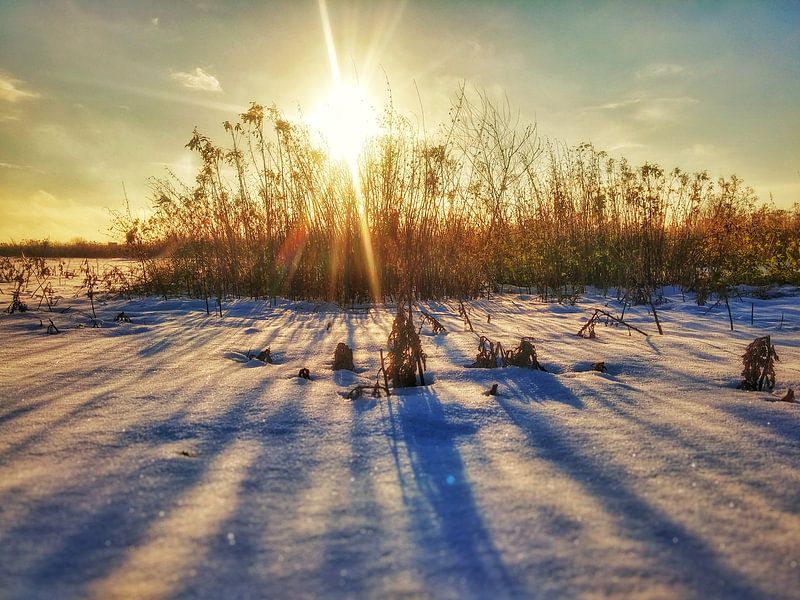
[606,142,649,152]
[636,63,686,78]
[170,67,222,92]
[0,161,43,173]
[583,95,698,122]
[683,144,717,159]
[0,71,40,103]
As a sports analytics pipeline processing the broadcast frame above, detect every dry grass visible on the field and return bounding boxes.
[110,88,799,304]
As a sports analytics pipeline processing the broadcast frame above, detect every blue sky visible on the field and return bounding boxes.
[1,0,798,240]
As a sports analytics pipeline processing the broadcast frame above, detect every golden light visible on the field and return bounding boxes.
[311,83,378,165]
[316,0,382,304]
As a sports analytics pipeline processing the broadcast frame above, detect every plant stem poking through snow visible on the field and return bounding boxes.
[46,318,59,335]
[346,351,391,399]
[387,301,427,387]
[740,335,779,391]
[470,336,546,370]
[332,342,355,371]
[252,348,273,363]
[578,308,648,338]
[416,306,447,334]
[483,383,499,396]
[7,288,27,314]
[459,300,474,333]
[470,336,504,368]
[504,337,547,370]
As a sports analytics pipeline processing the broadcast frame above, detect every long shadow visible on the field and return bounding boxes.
[344,311,367,352]
[497,383,768,599]
[0,335,126,413]
[718,401,800,448]
[502,369,584,408]
[0,367,290,599]
[172,398,327,599]
[314,311,396,595]
[579,382,800,518]
[301,392,394,598]
[137,336,172,357]
[391,388,520,598]
[1,406,206,598]
[0,375,147,464]
[0,396,56,426]
[0,313,234,461]
[584,378,800,484]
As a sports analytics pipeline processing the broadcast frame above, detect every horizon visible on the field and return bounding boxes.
[1,0,799,242]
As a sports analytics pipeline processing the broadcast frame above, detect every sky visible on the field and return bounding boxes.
[0,0,799,242]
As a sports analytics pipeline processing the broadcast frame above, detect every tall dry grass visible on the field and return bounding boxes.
[116,88,800,304]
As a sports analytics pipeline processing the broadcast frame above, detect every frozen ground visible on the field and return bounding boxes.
[1,277,799,599]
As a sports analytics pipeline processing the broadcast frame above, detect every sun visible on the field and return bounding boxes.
[311,84,378,165]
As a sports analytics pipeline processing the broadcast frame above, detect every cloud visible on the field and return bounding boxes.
[0,71,40,103]
[606,142,649,152]
[0,161,30,170]
[683,144,717,159]
[583,95,698,122]
[636,63,686,78]
[170,67,222,92]
[632,97,697,122]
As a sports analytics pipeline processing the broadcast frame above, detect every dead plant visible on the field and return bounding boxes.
[253,348,273,363]
[7,288,27,314]
[347,351,391,399]
[417,307,447,334]
[470,336,504,368]
[333,342,355,371]
[504,337,546,371]
[459,300,474,333]
[578,308,648,338]
[387,302,427,387]
[740,335,779,391]
[46,318,59,334]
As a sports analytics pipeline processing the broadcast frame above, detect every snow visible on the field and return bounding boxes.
[1,275,799,599]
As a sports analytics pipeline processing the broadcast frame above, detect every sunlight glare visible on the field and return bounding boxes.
[311,84,378,165]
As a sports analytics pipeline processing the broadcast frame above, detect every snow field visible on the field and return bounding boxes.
[1,287,799,599]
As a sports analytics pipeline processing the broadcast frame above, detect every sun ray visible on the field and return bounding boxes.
[316,0,381,303]
[361,0,408,89]
[351,161,382,304]
[317,0,341,85]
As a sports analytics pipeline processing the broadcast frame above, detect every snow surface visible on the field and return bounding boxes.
[1,276,799,599]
